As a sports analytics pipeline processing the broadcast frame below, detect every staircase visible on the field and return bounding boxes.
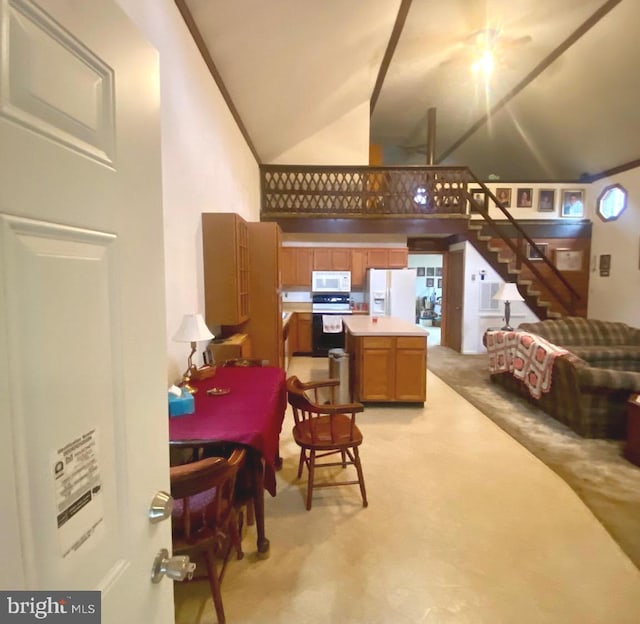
[466,221,563,320]
[463,182,583,319]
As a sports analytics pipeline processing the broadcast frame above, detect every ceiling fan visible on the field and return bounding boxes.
[439,27,532,73]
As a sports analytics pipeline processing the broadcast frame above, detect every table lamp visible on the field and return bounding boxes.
[172,313,214,393]
[492,282,524,331]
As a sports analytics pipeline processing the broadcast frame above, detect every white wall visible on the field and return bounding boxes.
[116,0,261,383]
[460,242,540,354]
[273,102,370,165]
[588,168,640,326]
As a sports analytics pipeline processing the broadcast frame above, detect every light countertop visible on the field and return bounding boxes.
[342,315,428,337]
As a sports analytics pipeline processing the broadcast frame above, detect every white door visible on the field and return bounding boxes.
[0,1,173,622]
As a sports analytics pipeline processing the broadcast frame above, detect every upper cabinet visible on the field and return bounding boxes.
[281,247,313,288]
[281,245,408,288]
[387,248,409,268]
[313,248,352,271]
[202,213,250,326]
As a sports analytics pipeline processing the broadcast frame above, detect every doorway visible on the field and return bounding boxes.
[408,253,443,346]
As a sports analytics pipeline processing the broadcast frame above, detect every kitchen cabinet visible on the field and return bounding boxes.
[366,248,389,269]
[280,246,409,289]
[366,248,408,269]
[313,248,351,271]
[344,318,426,403]
[351,249,368,288]
[281,247,313,287]
[293,312,313,354]
[388,248,409,268]
[202,213,249,326]
[243,222,284,368]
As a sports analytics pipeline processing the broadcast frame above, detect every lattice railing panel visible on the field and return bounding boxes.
[261,166,474,217]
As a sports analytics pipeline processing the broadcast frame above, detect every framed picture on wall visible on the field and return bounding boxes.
[427,267,435,276]
[426,278,434,288]
[417,267,425,276]
[561,190,584,217]
[555,248,583,271]
[527,242,548,261]
[437,278,443,289]
[470,188,487,212]
[537,189,556,212]
[496,187,512,208]
[516,187,533,207]
[436,267,443,276]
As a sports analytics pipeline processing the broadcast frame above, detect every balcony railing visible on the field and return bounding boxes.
[260,163,583,317]
[260,164,473,218]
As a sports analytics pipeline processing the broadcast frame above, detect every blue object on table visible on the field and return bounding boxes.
[168,388,195,417]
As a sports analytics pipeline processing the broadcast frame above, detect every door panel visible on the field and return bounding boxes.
[0,1,172,620]
[443,250,464,352]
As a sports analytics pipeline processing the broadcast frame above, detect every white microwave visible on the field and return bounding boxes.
[311,271,351,293]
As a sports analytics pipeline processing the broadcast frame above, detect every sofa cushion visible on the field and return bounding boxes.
[518,317,640,347]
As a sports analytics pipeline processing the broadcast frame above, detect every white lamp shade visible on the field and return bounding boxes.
[172,313,214,343]
[493,282,524,302]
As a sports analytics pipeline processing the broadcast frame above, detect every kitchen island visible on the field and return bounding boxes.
[343,315,428,404]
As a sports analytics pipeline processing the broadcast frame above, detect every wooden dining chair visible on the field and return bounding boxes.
[286,376,367,510]
[170,448,246,624]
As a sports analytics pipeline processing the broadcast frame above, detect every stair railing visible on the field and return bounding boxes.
[467,176,581,315]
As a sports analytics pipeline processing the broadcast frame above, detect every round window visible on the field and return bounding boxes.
[597,183,627,222]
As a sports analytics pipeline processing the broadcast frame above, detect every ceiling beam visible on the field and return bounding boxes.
[437,0,624,164]
[370,0,413,116]
[174,0,261,163]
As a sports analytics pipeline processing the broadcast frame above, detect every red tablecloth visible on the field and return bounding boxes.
[168,366,286,495]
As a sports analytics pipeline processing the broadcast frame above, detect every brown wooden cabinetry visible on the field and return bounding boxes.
[281,247,313,288]
[347,333,426,402]
[244,222,284,368]
[281,246,408,289]
[366,248,389,269]
[366,248,408,269]
[313,247,351,271]
[394,337,427,401]
[388,248,409,268]
[202,213,249,326]
[351,249,368,288]
[293,312,312,354]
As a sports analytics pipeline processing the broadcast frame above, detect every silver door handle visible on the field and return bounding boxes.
[148,491,173,523]
[151,548,196,583]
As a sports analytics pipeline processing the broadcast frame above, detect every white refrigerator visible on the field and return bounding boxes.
[365,268,417,324]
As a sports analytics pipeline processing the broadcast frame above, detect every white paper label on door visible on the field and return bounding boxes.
[53,428,105,558]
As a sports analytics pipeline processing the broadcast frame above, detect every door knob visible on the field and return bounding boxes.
[148,491,173,523]
[151,548,196,583]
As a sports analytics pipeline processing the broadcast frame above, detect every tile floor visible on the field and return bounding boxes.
[174,357,640,623]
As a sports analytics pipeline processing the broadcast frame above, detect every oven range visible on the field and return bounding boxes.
[311,293,351,357]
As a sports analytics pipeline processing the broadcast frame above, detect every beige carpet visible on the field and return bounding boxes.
[427,345,640,570]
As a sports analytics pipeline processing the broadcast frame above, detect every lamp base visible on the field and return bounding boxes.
[180,369,198,394]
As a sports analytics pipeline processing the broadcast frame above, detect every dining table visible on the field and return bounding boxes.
[168,365,287,555]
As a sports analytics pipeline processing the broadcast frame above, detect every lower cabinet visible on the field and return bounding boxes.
[292,312,313,354]
[348,334,426,402]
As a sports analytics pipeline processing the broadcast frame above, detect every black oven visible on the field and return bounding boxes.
[311,313,345,356]
[311,293,351,357]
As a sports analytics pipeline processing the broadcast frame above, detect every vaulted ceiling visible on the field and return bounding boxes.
[179,0,639,182]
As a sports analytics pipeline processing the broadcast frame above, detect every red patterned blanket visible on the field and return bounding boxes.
[485,330,569,399]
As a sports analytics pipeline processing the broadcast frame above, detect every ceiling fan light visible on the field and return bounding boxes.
[472,50,494,76]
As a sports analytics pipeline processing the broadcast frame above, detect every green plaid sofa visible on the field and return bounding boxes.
[490,317,640,438]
